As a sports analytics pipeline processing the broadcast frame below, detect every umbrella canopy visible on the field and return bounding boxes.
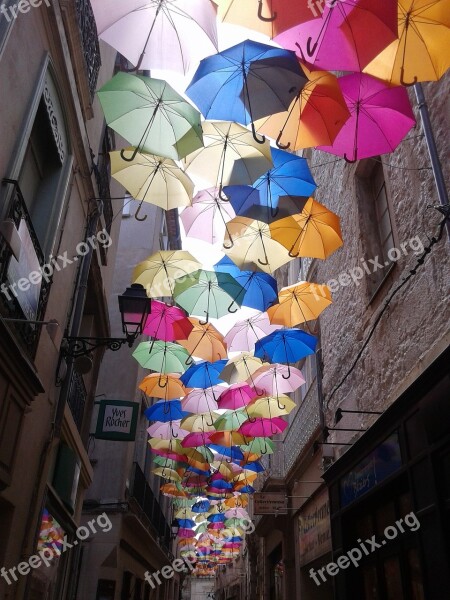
[238,416,288,437]
[220,353,267,386]
[152,467,182,482]
[317,73,416,162]
[224,186,309,223]
[255,66,350,150]
[251,363,305,395]
[254,329,318,375]
[181,387,223,413]
[133,250,201,297]
[267,281,333,326]
[110,150,194,214]
[139,373,188,400]
[276,0,398,72]
[214,257,278,312]
[176,318,227,364]
[143,300,192,341]
[186,39,306,139]
[161,483,188,498]
[224,312,282,353]
[213,409,249,432]
[182,121,273,194]
[92,0,218,73]
[132,341,190,373]
[181,413,219,432]
[180,359,228,388]
[145,400,190,423]
[147,421,189,440]
[180,188,236,244]
[364,0,450,86]
[247,395,296,418]
[174,269,245,323]
[270,197,343,259]
[218,383,258,410]
[98,73,203,161]
[181,432,214,447]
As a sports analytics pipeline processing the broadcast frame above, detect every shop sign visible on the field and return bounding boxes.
[340,431,402,508]
[95,400,139,441]
[298,489,331,565]
[253,492,287,514]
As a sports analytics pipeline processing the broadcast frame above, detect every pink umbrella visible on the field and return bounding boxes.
[180,187,236,244]
[178,528,197,538]
[147,421,189,440]
[317,73,416,162]
[275,0,397,73]
[181,386,223,413]
[224,312,282,353]
[224,508,249,519]
[238,417,288,437]
[222,543,241,549]
[251,363,306,396]
[143,300,192,341]
[218,383,258,410]
[181,432,214,448]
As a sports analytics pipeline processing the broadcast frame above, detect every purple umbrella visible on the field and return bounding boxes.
[224,312,282,353]
[317,73,416,162]
[180,187,236,244]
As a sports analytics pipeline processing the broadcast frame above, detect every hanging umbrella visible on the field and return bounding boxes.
[98,73,203,161]
[143,300,192,342]
[192,500,211,513]
[182,121,273,197]
[132,341,190,373]
[152,467,182,482]
[147,421,189,440]
[223,186,309,223]
[267,281,332,327]
[254,329,318,377]
[240,437,275,455]
[217,383,258,410]
[255,66,350,150]
[209,431,250,447]
[181,387,223,413]
[214,257,279,312]
[213,410,249,432]
[180,187,236,244]
[224,312,282,353]
[161,483,188,498]
[223,217,293,274]
[92,0,218,73]
[224,508,250,519]
[251,363,305,395]
[133,250,201,298]
[180,359,228,388]
[238,416,288,437]
[270,197,343,259]
[317,72,416,162]
[247,395,296,417]
[220,353,266,385]
[173,269,245,323]
[181,413,219,432]
[276,0,398,72]
[139,373,188,399]
[181,432,215,448]
[186,40,307,141]
[364,0,450,86]
[145,400,190,423]
[176,318,227,365]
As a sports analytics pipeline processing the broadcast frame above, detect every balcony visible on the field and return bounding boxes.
[128,462,171,553]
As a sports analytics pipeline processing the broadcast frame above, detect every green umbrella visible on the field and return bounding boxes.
[132,341,190,373]
[195,523,209,534]
[173,269,245,324]
[240,437,275,455]
[192,446,215,463]
[97,72,203,162]
[153,456,188,470]
[224,517,248,528]
[214,409,249,432]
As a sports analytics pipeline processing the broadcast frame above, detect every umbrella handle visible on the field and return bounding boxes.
[271,206,279,218]
[185,355,194,366]
[163,401,171,414]
[120,147,139,162]
[281,364,291,380]
[223,238,234,249]
[400,68,417,87]
[276,397,285,410]
[158,375,168,388]
[218,185,229,202]
[228,301,238,314]
[343,153,357,164]
[258,256,269,266]
[205,414,215,427]
[251,122,266,145]
[134,201,148,221]
[199,312,209,326]
[257,0,277,21]
[276,131,290,150]
[288,243,300,258]
[225,455,233,464]
[306,37,318,58]
[171,425,179,439]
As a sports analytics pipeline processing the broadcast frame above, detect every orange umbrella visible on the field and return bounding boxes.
[160,483,188,498]
[139,373,188,399]
[224,495,249,508]
[176,317,227,364]
[271,197,343,259]
[209,431,250,447]
[267,281,332,327]
[255,66,350,150]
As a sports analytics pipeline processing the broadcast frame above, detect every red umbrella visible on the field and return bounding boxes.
[143,300,193,341]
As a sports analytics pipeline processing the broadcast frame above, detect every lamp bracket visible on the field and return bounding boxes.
[62,336,133,358]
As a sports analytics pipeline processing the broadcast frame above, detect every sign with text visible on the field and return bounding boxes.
[95,400,139,441]
[298,489,331,565]
[253,492,287,515]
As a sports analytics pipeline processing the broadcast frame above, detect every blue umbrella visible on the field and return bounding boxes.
[178,519,196,529]
[224,184,308,221]
[254,328,317,378]
[241,461,265,473]
[144,400,190,423]
[186,39,306,143]
[209,445,244,462]
[238,485,255,494]
[180,359,228,388]
[207,514,226,522]
[214,256,278,311]
[192,499,211,513]
[209,479,233,490]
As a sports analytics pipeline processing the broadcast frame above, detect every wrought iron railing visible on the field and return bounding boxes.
[93,129,114,234]
[129,462,171,552]
[67,370,87,432]
[0,179,52,355]
[75,0,101,99]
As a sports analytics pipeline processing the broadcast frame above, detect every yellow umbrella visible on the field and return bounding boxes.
[133,250,201,297]
[148,438,185,453]
[223,216,293,275]
[267,281,332,327]
[175,507,195,519]
[110,149,194,215]
[139,373,188,400]
[220,353,267,385]
[247,395,296,418]
[270,197,343,259]
[180,413,219,432]
[151,467,182,482]
[224,496,249,508]
[364,0,450,85]
[177,318,227,363]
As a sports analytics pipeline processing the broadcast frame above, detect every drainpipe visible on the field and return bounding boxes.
[413,83,450,240]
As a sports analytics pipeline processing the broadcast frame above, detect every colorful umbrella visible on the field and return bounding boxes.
[251,363,305,395]
[92,0,218,73]
[220,353,266,385]
[132,341,190,373]
[364,0,450,86]
[145,400,190,423]
[133,251,201,298]
[246,394,296,417]
[180,187,236,244]
[152,467,182,482]
[317,73,416,162]
[224,312,282,353]
[161,483,188,498]
[238,416,288,437]
[147,421,189,440]
[181,413,219,432]
[180,359,228,388]
[223,186,309,222]
[217,383,258,410]
[98,73,203,161]
[176,318,227,365]
[181,387,223,414]
[213,409,250,432]
[181,432,214,448]
[139,373,188,399]
[186,40,306,140]
[143,300,192,341]
[276,0,398,72]
[254,329,318,376]
[267,281,333,326]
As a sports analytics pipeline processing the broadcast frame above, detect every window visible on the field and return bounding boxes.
[357,160,395,298]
